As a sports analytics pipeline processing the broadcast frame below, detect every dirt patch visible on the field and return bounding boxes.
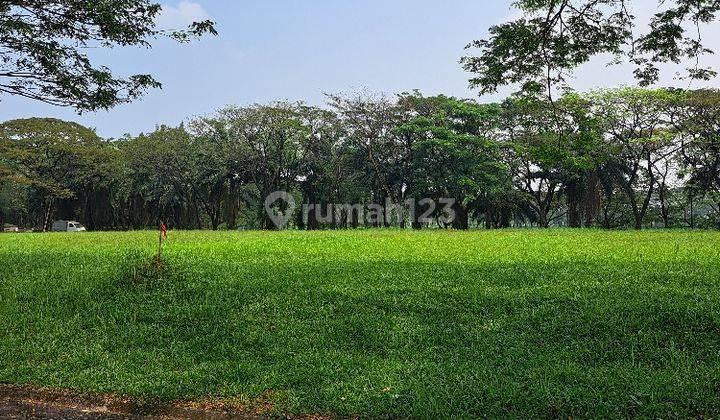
[0,384,327,419]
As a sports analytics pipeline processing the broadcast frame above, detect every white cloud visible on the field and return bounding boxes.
[156,1,210,30]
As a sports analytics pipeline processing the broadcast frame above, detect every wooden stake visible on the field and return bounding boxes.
[157,222,163,260]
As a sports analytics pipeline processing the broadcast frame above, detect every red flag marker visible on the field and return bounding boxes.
[160,221,168,240]
[157,221,168,260]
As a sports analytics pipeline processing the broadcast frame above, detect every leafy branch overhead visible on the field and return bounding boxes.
[461,0,720,94]
[0,1,217,111]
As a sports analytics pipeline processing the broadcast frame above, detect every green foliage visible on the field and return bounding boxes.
[395,93,510,228]
[2,89,720,231]
[1,230,720,417]
[667,89,720,195]
[462,0,720,94]
[0,118,109,230]
[0,1,216,111]
[118,126,198,227]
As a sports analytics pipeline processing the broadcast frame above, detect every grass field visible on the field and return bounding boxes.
[1,230,719,417]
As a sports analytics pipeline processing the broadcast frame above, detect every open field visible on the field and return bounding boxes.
[1,230,720,417]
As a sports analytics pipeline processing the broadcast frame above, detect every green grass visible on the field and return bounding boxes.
[1,230,719,417]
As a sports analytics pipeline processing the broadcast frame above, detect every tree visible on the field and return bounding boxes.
[294,105,346,230]
[328,93,405,227]
[499,97,567,227]
[590,88,681,229]
[668,89,720,227]
[396,93,509,229]
[188,116,257,231]
[118,125,203,229]
[3,89,720,231]
[462,0,719,95]
[187,131,233,231]
[0,118,107,230]
[0,179,28,227]
[0,1,216,111]
[552,93,606,228]
[219,103,306,230]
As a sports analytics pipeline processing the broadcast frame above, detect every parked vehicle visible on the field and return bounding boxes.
[2,224,20,233]
[51,220,86,232]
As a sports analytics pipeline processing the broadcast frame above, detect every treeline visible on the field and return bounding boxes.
[2,88,720,231]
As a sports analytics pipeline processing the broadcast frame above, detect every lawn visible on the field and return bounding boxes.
[1,230,719,417]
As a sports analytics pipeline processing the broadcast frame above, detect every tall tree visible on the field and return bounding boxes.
[119,126,201,229]
[189,115,258,230]
[0,118,106,230]
[553,93,606,228]
[396,93,509,229]
[294,105,346,230]
[327,93,404,227]
[499,97,567,227]
[220,103,306,230]
[0,1,216,111]
[462,0,719,96]
[590,88,680,229]
[668,89,720,227]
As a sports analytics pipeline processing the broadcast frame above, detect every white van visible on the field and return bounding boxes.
[2,225,20,233]
[51,220,87,232]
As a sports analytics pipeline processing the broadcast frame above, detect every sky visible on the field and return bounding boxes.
[2,0,719,139]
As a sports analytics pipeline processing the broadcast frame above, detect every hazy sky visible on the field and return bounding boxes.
[2,0,719,138]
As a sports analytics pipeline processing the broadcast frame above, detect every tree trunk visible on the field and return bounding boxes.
[537,208,549,228]
[451,202,469,230]
[410,199,423,230]
[350,208,359,229]
[689,194,695,229]
[499,211,511,228]
[567,179,581,228]
[625,187,644,231]
[658,186,670,228]
[43,197,55,232]
[583,172,600,227]
[306,195,318,230]
[633,210,643,230]
[226,183,238,231]
[211,212,220,230]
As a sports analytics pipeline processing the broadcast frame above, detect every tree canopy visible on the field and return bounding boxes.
[462,0,720,95]
[3,89,720,231]
[0,1,216,111]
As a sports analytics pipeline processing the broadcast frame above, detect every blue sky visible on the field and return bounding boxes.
[2,0,719,138]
